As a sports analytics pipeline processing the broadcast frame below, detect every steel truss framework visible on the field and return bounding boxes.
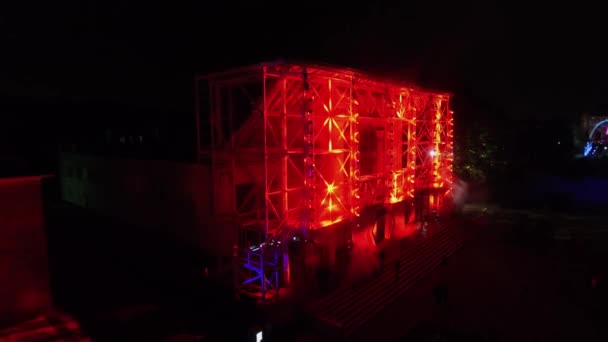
[196,62,453,299]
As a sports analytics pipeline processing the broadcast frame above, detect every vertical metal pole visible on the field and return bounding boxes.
[408,91,417,205]
[328,79,332,154]
[282,78,288,227]
[349,77,353,219]
[447,103,454,193]
[262,66,269,303]
[279,74,288,296]
[263,67,270,241]
[302,70,308,236]
[349,75,360,221]
[302,67,315,235]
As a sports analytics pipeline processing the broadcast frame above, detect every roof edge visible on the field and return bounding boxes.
[196,60,452,97]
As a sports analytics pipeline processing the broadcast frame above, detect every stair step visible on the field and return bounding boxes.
[308,224,450,312]
[307,222,466,337]
[344,237,464,335]
[325,230,463,323]
[320,228,461,319]
[310,225,458,315]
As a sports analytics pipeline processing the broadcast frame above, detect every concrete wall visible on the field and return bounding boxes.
[59,153,236,258]
[0,176,52,326]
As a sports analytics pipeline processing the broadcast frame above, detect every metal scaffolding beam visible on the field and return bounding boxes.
[195,62,453,300]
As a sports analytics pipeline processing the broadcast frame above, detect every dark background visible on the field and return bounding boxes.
[3,3,608,340]
[1,1,605,177]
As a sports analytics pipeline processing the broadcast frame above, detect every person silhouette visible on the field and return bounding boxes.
[379,248,385,272]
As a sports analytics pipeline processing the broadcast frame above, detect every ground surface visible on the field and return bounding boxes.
[291,214,608,341]
[44,198,608,341]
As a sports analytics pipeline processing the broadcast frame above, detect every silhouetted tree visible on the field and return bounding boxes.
[454,122,506,184]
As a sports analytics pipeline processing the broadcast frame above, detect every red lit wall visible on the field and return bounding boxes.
[0,176,52,326]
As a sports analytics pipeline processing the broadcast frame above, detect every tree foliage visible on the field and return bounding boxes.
[454,122,506,183]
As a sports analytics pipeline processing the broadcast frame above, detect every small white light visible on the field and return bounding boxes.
[557,141,561,145]
[430,150,436,157]
[256,331,263,342]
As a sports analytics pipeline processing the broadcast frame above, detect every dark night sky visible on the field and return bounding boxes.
[1,1,608,173]
[2,1,607,113]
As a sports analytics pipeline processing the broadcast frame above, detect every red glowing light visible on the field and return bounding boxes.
[199,62,453,236]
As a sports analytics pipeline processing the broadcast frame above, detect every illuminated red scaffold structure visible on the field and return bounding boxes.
[196,62,453,300]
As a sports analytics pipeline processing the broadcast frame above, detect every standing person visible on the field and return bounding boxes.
[377,247,386,275]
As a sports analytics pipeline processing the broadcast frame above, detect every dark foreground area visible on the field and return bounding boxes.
[289,211,608,341]
[45,201,260,341]
[39,196,608,341]
[396,213,608,341]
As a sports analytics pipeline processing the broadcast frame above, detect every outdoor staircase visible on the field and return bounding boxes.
[306,221,466,338]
